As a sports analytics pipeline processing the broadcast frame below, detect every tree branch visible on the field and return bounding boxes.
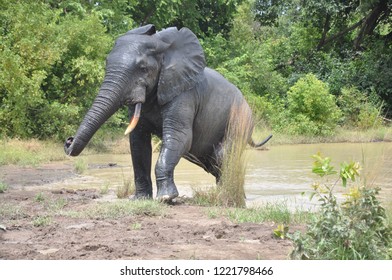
[354,0,388,49]
[317,14,331,51]
[317,17,365,50]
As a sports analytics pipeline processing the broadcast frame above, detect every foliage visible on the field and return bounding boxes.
[338,86,383,129]
[290,154,392,260]
[0,0,391,141]
[279,74,341,136]
[0,0,112,140]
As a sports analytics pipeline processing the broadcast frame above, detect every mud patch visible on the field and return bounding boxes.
[0,187,297,260]
[0,163,75,188]
[0,162,299,260]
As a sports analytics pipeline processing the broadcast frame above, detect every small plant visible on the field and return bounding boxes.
[35,192,45,202]
[74,158,88,174]
[290,153,392,260]
[100,182,110,195]
[32,215,52,227]
[0,181,8,193]
[273,224,289,239]
[46,197,68,212]
[116,178,135,199]
[131,222,142,230]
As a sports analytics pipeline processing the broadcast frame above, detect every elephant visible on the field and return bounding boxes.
[64,24,272,201]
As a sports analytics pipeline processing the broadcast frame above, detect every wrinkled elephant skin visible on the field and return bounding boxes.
[64,24,271,201]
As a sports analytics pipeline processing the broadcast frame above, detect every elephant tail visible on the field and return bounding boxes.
[249,134,273,148]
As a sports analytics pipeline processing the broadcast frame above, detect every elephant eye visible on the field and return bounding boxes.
[140,64,147,72]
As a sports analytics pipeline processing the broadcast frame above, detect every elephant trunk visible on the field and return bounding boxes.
[64,89,122,156]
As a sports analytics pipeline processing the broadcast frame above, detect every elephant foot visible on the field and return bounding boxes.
[156,180,179,202]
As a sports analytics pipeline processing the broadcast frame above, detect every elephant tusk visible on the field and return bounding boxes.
[124,103,142,135]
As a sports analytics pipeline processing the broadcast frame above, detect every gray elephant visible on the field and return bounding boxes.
[64,24,271,201]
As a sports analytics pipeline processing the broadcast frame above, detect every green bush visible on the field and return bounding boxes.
[338,87,383,129]
[290,154,392,260]
[284,74,341,136]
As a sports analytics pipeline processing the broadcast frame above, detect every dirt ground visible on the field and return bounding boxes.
[0,163,296,260]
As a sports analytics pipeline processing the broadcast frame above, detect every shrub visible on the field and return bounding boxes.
[290,154,392,260]
[284,74,341,136]
[338,87,383,129]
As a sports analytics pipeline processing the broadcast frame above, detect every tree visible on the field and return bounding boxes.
[0,0,112,139]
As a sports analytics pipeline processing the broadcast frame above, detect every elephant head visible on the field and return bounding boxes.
[64,24,206,156]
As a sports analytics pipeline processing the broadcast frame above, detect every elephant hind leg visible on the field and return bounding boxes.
[184,143,224,184]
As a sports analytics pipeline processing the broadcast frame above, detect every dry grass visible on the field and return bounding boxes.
[191,102,253,208]
[216,101,253,208]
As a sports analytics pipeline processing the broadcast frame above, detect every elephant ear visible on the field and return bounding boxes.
[126,24,156,35]
[156,27,206,106]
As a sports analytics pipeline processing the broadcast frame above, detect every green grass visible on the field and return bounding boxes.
[254,126,392,146]
[73,157,88,174]
[0,181,8,193]
[116,176,135,199]
[0,126,390,168]
[386,201,392,229]
[32,215,52,227]
[0,202,28,220]
[100,182,110,195]
[35,192,45,202]
[0,139,67,166]
[62,199,166,220]
[204,202,312,225]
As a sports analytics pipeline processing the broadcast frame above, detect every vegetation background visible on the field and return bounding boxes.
[1,0,391,141]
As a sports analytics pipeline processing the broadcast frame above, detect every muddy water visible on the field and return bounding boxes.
[246,142,392,208]
[81,142,392,208]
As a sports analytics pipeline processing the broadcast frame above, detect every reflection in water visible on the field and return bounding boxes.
[83,142,392,209]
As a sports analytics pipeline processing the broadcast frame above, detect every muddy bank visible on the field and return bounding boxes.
[0,162,296,260]
[0,188,295,260]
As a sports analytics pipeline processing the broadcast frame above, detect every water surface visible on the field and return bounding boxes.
[82,142,392,208]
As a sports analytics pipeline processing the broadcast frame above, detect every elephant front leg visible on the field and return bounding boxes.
[155,124,193,202]
[155,147,180,201]
[130,125,153,199]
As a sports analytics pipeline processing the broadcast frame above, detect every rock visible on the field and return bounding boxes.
[38,248,59,255]
[65,223,95,230]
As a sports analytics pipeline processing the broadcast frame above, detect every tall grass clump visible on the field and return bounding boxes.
[73,157,88,174]
[217,101,253,208]
[192,101,253,207]
[290,153,392,260]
